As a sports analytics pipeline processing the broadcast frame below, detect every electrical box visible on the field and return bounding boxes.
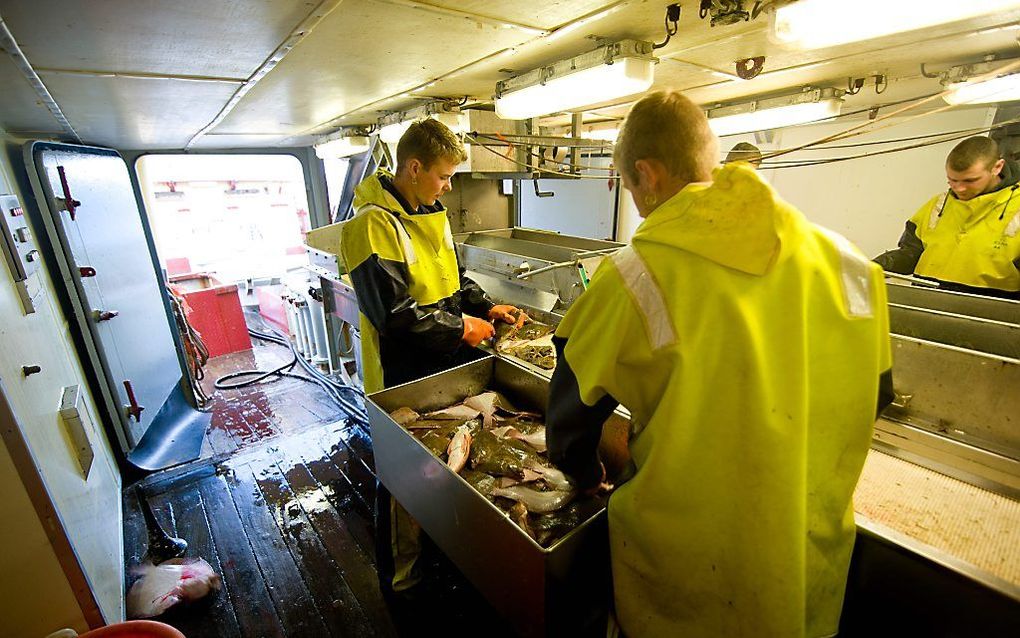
[0,193,41,313]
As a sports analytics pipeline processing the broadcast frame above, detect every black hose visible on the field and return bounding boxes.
[213,327,369,424]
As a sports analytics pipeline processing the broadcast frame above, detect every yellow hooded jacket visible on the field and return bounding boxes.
[549,164,892,637]
[908,185,1020,292]
[340,170,492,393]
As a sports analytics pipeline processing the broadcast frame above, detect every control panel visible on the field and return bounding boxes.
[0,193,41,313]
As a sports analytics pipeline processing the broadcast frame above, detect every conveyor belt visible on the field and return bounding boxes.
[855,449,1020,590]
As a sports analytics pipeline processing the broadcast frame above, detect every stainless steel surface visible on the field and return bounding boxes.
[873,417,1020,498]
[888,303,1020,359]
[881,335,1020,495]
[368,356,627,637]
[887,282,1020,324]
[455,227,621,313]
[306,245,340,273]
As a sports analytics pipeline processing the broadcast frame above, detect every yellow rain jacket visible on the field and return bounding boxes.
[549,164,892,637]
[339,170,492,393]
[908,185,1020,292]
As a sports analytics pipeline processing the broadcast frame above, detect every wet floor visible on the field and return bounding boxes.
[124,330,516,637]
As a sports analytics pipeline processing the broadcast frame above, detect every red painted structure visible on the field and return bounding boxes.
[170,273,251,357]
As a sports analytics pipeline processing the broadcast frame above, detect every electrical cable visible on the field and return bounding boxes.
[758,115,1020,170]
[470,139,622,178]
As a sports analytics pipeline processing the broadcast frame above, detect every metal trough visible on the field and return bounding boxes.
[367,356,630,637]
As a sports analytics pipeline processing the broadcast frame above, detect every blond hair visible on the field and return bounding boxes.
[946,136,999,171]
[396,118,468,169]
[614,90,718,184]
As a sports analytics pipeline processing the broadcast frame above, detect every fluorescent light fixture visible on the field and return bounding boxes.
[379,120,413,144]
[314,135,371,159]
[773,0,1020,49]
[433,111,469,134]
[707,88,843,137]
[580,126,620,142]
[378,103,469,143]
[494,40,656,120]
[944,71,1020,104]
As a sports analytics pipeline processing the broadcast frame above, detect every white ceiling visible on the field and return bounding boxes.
[1,0,1019,149]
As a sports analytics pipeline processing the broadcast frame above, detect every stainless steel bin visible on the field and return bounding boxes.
[367,356,630,637]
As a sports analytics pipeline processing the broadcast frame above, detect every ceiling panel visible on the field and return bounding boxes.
[422,0,613,30]
[189,133,317,149]
[213,0,533,135]
[42,75,238,148]
[0,0,316,79]
[0,55,67,137]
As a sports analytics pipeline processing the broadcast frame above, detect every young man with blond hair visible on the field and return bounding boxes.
[547,90,893,637]
[341,118,525,595]
[875,135,1020,298]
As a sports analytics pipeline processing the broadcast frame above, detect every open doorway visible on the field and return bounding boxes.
[135,154,348,458]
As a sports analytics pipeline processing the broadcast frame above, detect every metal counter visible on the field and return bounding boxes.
[367,356,630,637]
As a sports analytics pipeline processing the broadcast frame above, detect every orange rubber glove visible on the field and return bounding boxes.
[488,304,529,328]
[462,316,495,347]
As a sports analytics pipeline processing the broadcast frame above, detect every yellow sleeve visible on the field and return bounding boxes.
[556,260,654,409]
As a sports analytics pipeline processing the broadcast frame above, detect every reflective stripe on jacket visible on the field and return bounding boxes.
[552,163,892,638]
[339,170,491,392]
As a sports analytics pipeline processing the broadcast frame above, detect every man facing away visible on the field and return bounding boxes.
[875,135,1020,299]
[547,90,894,637]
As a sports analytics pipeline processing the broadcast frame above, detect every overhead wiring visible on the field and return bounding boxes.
[758,114,1020,170]
[468,134,621,178]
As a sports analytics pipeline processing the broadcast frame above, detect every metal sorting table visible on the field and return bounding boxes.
[851,282,1020,629]
[367,356,630,638]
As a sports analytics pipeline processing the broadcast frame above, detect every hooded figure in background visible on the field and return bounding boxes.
[874,135,1020,299]
[340,119,525,595]
[546,90,894,637]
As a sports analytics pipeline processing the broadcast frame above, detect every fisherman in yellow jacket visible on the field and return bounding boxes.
[547,91,894,637]
[875,135,1020,299]
[340,119,525,597]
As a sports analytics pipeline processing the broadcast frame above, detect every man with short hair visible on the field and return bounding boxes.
[875,136,1020,298]
[547,90,893,637]
[340,118,525,595]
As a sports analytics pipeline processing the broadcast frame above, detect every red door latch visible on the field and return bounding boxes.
[79,266,96,277]
[123,380,145,422]
[57,166,82,221]
[93,309,119,322]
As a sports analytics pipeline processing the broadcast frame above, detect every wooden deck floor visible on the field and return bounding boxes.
[124,337,516,637]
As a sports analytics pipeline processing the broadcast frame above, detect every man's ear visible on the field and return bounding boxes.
[634,159,659,192]
[993,158,1006,176]
[407,158,422,178]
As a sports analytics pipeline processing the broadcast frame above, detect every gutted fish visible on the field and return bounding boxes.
[510,501,537,541]
[492,425,547,452]
[425,404,482,421]
[461,469,497,497]
[446,424,472,473]
[389,407,420,425]
[525,461,572,491]
[470,430,540,478]
[491,485,575,513]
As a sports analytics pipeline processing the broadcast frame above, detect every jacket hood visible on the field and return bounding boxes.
[997,158,1020,191]
[353,169,446,216]
[633,163,796,276]
[353,169,403,214]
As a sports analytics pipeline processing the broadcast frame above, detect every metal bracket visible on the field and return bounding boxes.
[123,379,145,423]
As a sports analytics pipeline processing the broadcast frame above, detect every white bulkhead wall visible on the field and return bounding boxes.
[0,133,124,634]
[616,107,996,256]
